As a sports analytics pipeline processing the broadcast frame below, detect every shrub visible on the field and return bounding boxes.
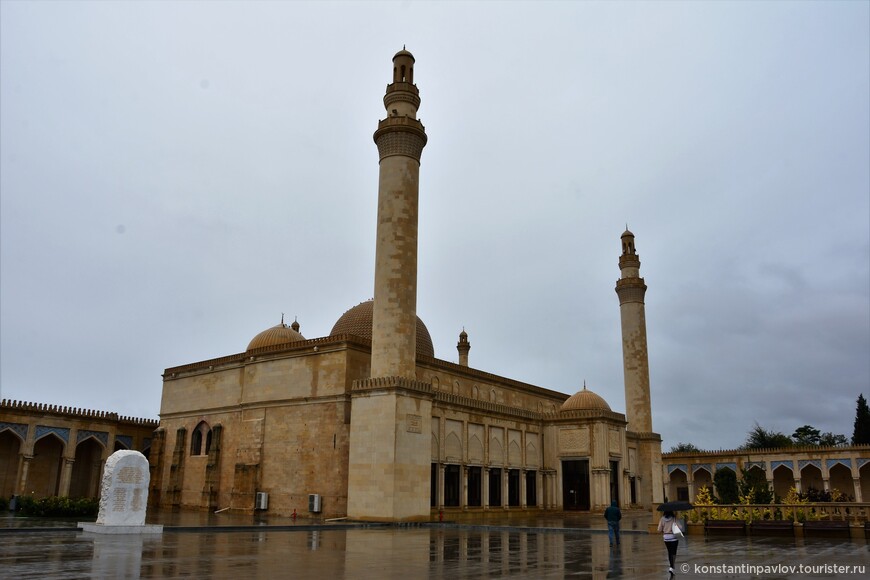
[16,495,98,518]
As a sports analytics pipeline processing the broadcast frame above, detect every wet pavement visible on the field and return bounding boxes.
[1,511,867,579]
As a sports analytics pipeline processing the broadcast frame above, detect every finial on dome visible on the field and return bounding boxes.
[583,380,587,391]
[281,312,285,325]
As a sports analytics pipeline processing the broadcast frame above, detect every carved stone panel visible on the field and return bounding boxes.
[609,428,621,455]
[559,427,589,454]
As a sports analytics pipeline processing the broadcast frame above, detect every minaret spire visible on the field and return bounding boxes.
[457,328,470,367]
[369,48,428,378]
[615,228,651,433]
[348,50,433,522]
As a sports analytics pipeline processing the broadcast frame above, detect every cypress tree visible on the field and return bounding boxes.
[853,394,870,445]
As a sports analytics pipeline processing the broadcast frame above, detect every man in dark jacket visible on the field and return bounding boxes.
[604,500,622,546]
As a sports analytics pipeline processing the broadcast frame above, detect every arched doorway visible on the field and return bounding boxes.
[828,462,855,500]
[27,434,64,497]
[692,467,713,501]
[800,463,824,496]
[668,468,688,502]
[0,430,23,497]
[562,459,590,510]
[772,464,795,499]
[69,438,103,498]
[860,462,870,502]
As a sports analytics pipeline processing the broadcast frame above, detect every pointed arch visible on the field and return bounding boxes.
[525,440,539,467]
[445,432,462,461]
[191,421,211,456]
[469,434,484,463]
[508,440,522,465]
[490,437,504,466]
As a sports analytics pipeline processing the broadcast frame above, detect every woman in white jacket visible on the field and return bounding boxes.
[657,510,680,577]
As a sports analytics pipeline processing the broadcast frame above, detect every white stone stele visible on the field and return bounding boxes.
[79,450,163,535]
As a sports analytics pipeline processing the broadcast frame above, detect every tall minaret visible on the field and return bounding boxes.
[457,329,470,367]
[615,229,652,433]
[347,49,433,522]
[370,48,428,378]
[615,229,663,508]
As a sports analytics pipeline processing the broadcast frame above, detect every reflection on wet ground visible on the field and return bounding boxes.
[1,512,867,579]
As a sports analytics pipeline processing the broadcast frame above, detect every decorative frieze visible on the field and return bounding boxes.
[374,116,427,161]
[77,429,109,447]
[36,425,70,444]
[0,421,28,441]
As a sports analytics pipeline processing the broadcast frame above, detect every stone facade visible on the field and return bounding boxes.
[663,446,870,503]
[146,49,664,521]
[0,400,157,500]
[152,331,655,518]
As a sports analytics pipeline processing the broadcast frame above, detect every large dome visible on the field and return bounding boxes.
[561,385,612,412]
[247,320,305,351]
[330,300,435,358]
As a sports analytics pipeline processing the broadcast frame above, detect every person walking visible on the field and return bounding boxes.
[657,510,681,577]
[603,500,622,546]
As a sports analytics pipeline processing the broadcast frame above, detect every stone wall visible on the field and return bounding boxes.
[0,399,157,499]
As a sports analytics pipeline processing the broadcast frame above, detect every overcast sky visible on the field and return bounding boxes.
[1,1,868,452]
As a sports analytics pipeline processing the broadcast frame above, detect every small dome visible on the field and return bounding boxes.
[393,48,415,62]
[247,320,305,351]
[330,299,435,358]
[621,228,634,238]
[561,385,612,412]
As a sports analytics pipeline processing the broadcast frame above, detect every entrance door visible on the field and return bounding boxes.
[562,459,590,510]
[610,460,620,505]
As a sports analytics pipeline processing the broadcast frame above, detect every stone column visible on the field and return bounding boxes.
[483,467,490,508]
[852,479,863,502]
[58,457,75,497]
[462,465,468,509]
[520,469,527,508]
[437,463,445,509]
[793,478,802,494]
[17,455,32,495]
[502,469,508,509]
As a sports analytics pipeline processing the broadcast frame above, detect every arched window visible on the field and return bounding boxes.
[191,421,211,456]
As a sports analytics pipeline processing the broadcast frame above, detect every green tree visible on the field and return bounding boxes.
[743,422,792,450]
[818,432,848,447]
[792,425,821,446]
[739,468,773,504]
[853,393,870,445]
[714,468,739,504]
[668,442,700,453]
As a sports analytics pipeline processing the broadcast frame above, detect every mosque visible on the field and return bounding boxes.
[0,49,665,521]
[145,49,663,521]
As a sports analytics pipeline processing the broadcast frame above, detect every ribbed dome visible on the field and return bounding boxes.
[330,300,435,358]
[561,385,612,412]
[247,321,305,351]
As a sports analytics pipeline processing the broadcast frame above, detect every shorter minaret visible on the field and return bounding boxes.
[615,228,652,433]
[457,329,470,367]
